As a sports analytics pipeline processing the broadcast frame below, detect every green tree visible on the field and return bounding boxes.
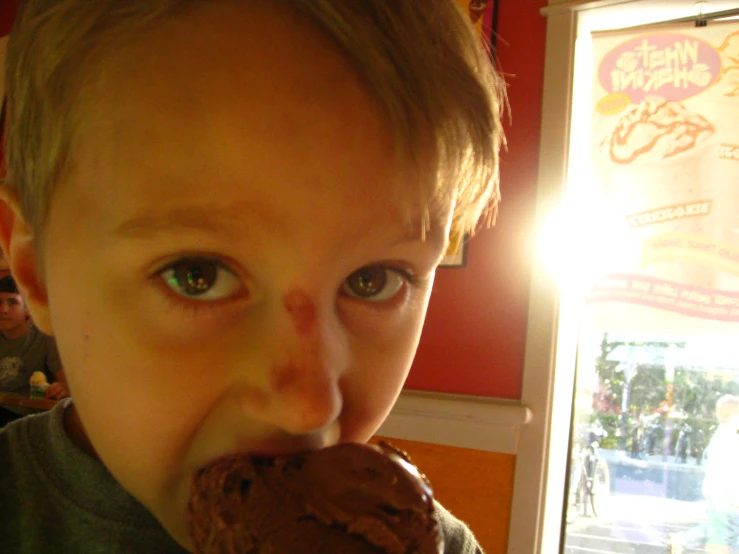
[586,333,739,454]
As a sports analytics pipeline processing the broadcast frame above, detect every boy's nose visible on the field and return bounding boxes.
[238,290,345,436]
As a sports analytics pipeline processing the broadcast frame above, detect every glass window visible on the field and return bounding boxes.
[557,2,739,552]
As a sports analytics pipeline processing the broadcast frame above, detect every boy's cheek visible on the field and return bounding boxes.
[338,285,434,421]
[340,365,411,443]
[337,339,422,442]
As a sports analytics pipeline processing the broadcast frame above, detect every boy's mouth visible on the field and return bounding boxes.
[193,419,342,476]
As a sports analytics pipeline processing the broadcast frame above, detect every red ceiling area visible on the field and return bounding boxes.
[0,0,17,37]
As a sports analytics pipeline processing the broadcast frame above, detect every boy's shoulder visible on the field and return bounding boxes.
[0,403,187,553]
[435,500,485,554]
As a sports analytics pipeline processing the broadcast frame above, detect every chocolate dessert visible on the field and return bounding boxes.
[187,442,442,554]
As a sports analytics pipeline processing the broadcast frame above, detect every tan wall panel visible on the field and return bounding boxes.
[372,437,515,554]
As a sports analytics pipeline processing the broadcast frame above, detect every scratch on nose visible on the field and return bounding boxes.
[283,290,316,336]
[270,361,301,393]
[270,336,321,391]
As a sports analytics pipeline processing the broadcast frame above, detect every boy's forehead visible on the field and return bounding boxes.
[59,0,448,245]
[88,2,376,126]
[69,2,442,218]
[83,3,374,163]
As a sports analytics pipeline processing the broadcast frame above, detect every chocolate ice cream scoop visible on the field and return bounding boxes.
[187,442,442,554]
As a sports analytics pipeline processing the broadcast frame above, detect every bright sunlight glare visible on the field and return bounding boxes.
[538,188,641,294]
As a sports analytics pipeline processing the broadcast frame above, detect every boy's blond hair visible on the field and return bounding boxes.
[5,0,503,250]
[716,395,739,424]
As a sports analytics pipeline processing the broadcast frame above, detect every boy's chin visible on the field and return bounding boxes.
[63,405,196,550]
[167,526,195,553]
[148,493,197,553]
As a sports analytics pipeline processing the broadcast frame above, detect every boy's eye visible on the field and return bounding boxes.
[342,266,406,302]
[160,259,242,301]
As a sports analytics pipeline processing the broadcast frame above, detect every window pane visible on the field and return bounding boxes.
[561,9,739,554]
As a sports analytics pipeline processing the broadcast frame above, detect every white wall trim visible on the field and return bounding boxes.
[543,0,636,16]
[378,390,531,455]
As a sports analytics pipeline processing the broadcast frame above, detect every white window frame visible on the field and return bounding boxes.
[507,1,739,552]
[506,5,578,552]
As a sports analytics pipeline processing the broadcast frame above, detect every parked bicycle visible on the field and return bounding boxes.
[566,425,611,523]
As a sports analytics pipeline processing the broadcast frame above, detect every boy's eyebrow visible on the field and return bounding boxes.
[111,205,270,239]
[112,205,441,245]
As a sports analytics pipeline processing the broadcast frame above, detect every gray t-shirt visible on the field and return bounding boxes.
[0,324,62,394]
[0,399,188,553]
[0,400,484,553]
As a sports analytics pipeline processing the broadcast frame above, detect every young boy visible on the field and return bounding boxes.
[0,1,503,552]
[0,274,68,426]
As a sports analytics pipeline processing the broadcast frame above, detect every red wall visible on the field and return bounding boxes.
[0,0,17,36]
[406,0,548,399]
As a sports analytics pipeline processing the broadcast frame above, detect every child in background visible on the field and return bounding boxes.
[0,274,68,426]
[0,1,503,552]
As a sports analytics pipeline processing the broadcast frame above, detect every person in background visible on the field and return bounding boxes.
[702,395,739,553]
[0,274,68,426]
[672,395,739,554]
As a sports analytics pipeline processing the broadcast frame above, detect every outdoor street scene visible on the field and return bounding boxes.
[564,452,711,553]
[562,333,739,554]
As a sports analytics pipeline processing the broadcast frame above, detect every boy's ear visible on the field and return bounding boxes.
[0,186,53,335]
